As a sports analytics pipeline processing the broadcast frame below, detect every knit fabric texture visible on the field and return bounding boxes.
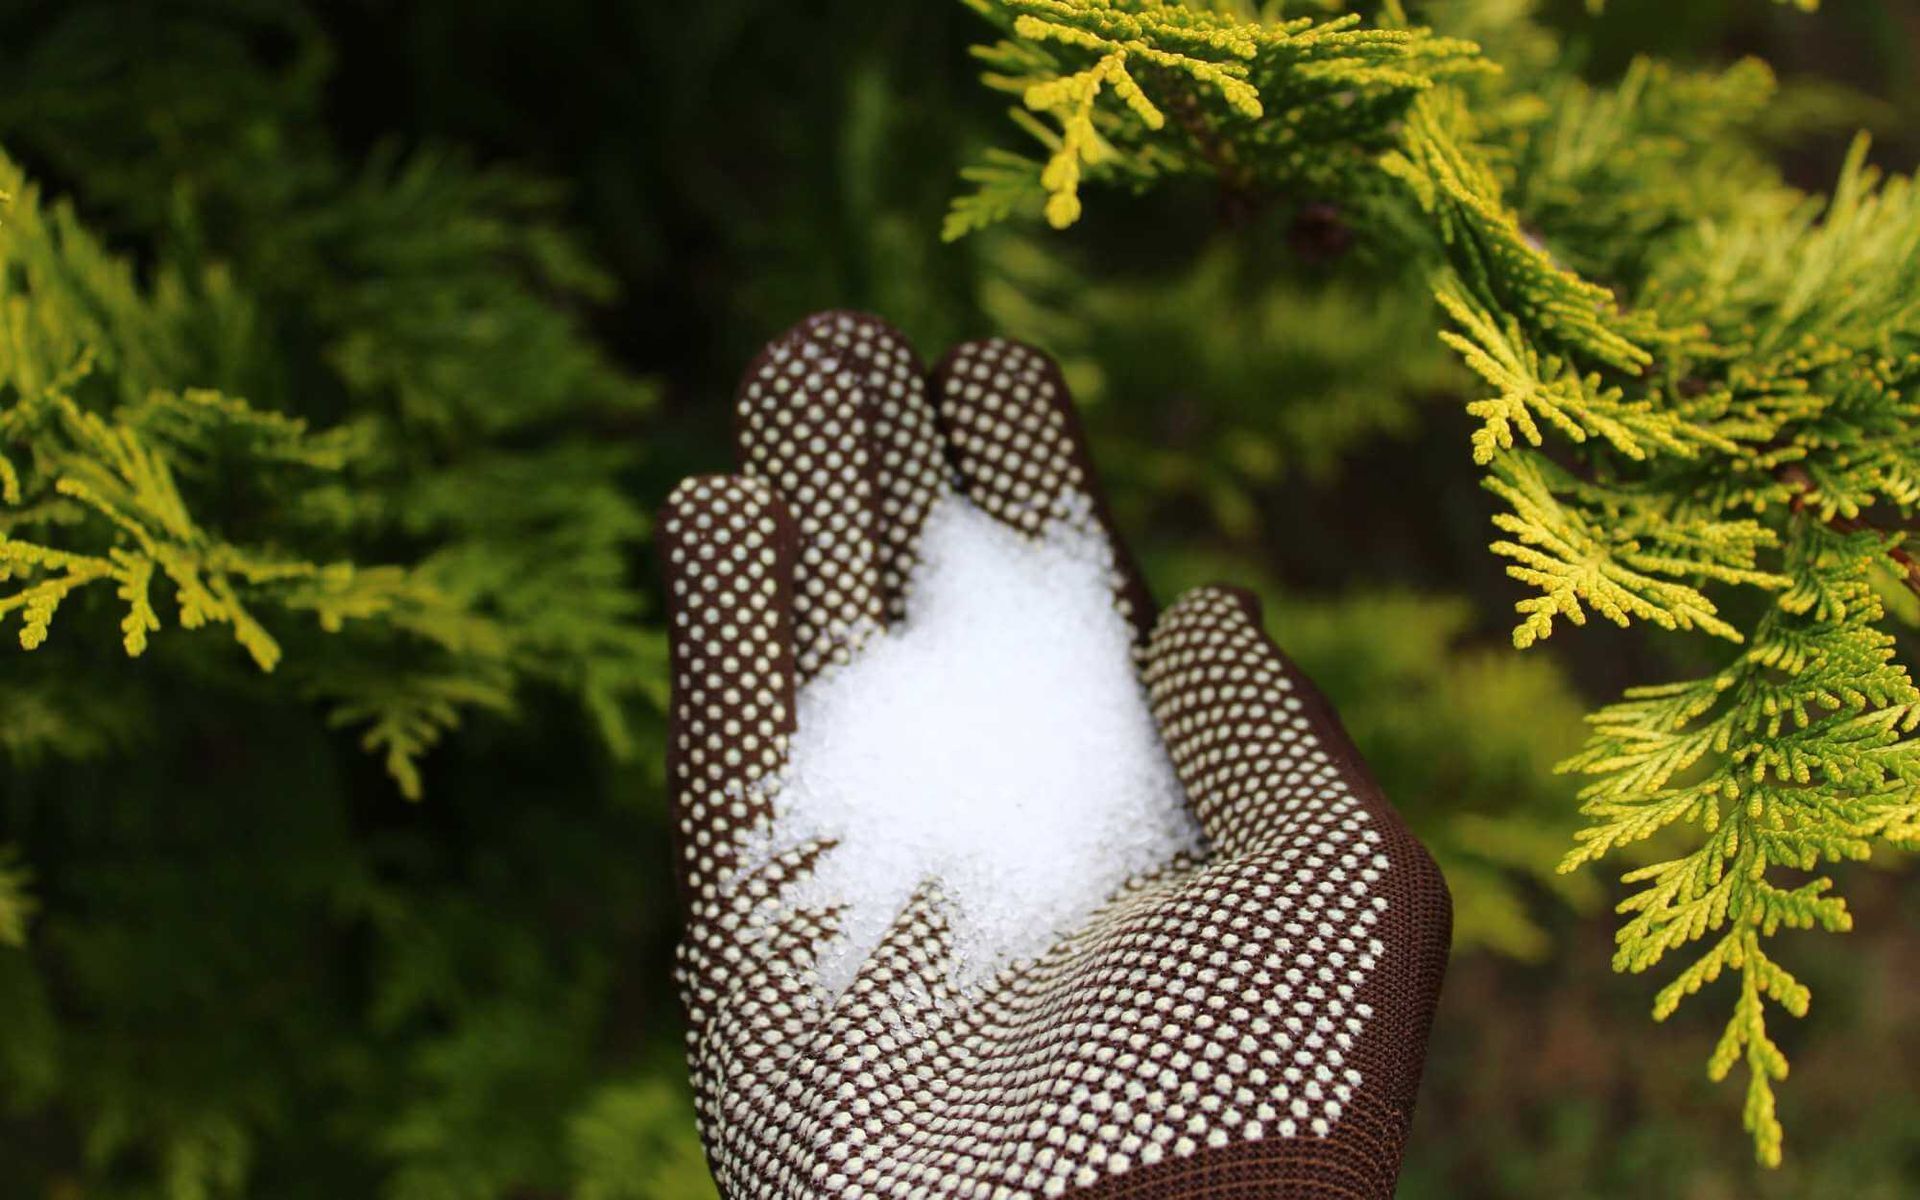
[660,312,1452,1198]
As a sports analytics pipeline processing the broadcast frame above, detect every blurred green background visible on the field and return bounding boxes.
[0,1,1916,1196]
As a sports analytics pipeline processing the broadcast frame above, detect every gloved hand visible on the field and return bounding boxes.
[660,312,1450,1199]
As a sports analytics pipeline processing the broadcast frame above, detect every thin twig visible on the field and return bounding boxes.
[1155,73,1262,223]
[1782,465,1920,598]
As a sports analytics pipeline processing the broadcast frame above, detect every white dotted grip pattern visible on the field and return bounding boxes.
[661,313,1451,1199]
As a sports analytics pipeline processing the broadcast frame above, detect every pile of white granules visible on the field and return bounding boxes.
[757,494,1203,998]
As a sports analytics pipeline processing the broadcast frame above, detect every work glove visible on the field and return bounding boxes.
[660,311,1451,1199]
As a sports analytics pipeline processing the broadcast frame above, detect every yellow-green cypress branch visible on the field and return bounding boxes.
[952,0,1920,1164]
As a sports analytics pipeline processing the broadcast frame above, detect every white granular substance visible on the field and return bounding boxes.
[763,494,1203,998]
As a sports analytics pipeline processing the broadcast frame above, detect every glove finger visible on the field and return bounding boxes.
[735,318,886,680]
[929,336,1154,642]
[789,311,953,622]
[658,473,801,1028]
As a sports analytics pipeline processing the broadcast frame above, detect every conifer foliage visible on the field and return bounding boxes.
[950,0,1920,1166]
[1,156,488,786]
[0,5,679,1196]
[0,44,660,801]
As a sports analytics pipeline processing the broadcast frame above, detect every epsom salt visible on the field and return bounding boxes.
[760,494,1203,998]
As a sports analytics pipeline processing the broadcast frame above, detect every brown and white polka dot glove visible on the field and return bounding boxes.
[660,312,1451,1199]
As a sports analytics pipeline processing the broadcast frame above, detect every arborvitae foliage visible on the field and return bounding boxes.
[950,0,1919,1165]
[0,25,663,802]
[0,5,690,1197]
[2,154,511,793]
